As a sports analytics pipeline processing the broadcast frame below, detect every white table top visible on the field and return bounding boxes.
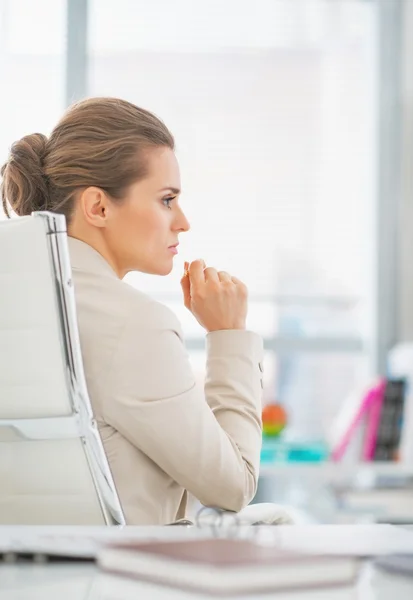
[1,561,413,600]
[2,525,413,599]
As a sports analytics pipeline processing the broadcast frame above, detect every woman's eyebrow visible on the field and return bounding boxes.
[159,187,181,194]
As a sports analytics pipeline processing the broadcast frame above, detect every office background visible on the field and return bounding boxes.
[1,0,413,521]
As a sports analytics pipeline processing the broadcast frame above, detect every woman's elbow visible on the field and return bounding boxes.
[200,464,258,512]
[227,468,258,511]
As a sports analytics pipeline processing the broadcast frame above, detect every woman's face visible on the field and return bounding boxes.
[103,147,190,277]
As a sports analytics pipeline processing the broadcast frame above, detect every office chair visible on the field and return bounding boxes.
[0,212,125,525]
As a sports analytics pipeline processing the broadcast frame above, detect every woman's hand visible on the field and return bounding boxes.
[180,259,248,332]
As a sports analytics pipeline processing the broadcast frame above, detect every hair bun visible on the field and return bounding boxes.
[1,133,49,217]
[21,132,48,161]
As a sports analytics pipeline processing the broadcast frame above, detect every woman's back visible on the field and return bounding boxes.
[69,235,263,524]
[69,236,190,524]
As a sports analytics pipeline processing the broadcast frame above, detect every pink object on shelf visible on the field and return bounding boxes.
[331,379,386,462]
[362,379,387,460]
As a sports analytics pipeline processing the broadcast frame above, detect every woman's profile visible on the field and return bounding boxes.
[0,97,264,525]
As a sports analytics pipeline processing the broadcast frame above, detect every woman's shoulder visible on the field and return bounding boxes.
[115,278,183,335]
[128,285,180,330]
[73,268,183,337]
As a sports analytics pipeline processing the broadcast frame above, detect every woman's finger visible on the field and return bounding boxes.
[218,271,232,282]
[189,259,206,287]
[203,267,220,283]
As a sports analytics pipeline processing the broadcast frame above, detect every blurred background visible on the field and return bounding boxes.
[1,0,413,523]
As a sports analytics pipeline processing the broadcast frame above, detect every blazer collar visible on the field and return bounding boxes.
[67,236,118,279]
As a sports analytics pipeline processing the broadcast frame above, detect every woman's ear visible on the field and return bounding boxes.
[79,186,109,228]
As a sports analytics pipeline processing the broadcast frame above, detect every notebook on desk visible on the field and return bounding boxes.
[97,538,360,596]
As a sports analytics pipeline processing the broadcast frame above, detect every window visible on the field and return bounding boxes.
[0,0,66,143]
[0,0,378,442]
[88,0,377,440]
[0,0,66,218]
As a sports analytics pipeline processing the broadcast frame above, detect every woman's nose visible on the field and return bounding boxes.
[174,207,190,232]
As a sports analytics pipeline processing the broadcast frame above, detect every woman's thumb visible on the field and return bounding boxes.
[180,261,191,309]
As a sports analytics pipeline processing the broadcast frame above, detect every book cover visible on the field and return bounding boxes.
[362,379,387,460]
[97,538,359,595]
[373,379,406,462]
[330,381,383,462]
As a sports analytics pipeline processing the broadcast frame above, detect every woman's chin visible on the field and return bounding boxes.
[154,262,174,276]
[136,258,174,276]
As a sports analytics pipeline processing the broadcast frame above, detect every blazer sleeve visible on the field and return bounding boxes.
[102,300,263,512]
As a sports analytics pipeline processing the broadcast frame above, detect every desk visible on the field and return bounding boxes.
[1,561,413,600]
[2,525,413,599]
[257,464,413,524]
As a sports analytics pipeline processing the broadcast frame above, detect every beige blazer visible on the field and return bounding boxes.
[68,237,264,525]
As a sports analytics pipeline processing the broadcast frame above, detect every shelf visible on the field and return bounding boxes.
[259,461,413,483]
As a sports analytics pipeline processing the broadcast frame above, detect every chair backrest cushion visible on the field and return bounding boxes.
[0,216,72,418]
[0,214,124,524]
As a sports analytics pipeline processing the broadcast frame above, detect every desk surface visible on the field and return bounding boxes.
[2,525,413,599]
[1,561,413,600]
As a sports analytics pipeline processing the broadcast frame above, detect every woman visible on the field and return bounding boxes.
[0,97,264,525]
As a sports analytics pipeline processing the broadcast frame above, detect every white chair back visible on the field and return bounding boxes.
[0,212,125,525]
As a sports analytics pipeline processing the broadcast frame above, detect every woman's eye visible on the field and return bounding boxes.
[162,196,174,209]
